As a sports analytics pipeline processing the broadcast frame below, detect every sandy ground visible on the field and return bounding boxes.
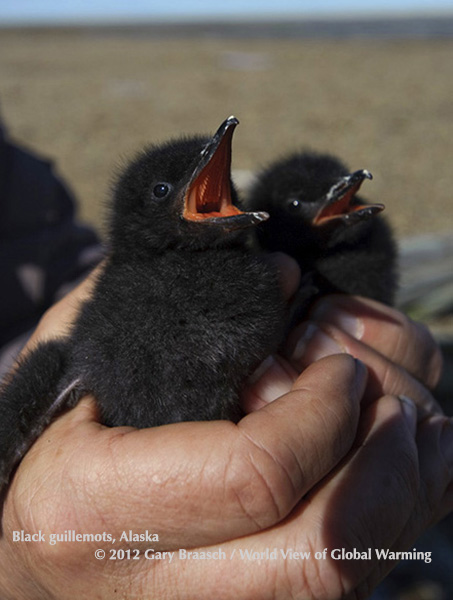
[0,27,452,241]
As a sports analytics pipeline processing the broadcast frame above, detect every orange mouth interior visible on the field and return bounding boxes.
[183,128,244,222]
[314,180,366,225]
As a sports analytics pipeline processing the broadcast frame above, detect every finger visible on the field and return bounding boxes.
[309,295,443,390]
[122,355,364,546]
[162,394,420,600]
[237,355,367,529]
[355,414,453,596]
[302,395,419,588]
[241,355,298,412]
[416,415,453,524]
[286,320,442,414]
[292,394,420,598]
[265,252,301,300]
[392,414,453,533]
[7,356,365,552]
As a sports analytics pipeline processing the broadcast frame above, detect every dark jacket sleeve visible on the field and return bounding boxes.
[0,123,103,347]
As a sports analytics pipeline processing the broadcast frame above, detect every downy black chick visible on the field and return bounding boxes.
[246,151,398,320]
[0,117,285,504]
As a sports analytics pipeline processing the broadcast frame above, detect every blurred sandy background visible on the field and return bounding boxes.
[0,24,452,241]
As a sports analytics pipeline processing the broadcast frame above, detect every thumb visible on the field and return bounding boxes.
[238,355,368,521]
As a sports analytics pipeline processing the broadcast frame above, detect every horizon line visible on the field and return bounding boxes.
[2,8,453,28]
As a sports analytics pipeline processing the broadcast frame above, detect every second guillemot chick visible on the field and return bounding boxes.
[246,151,398,317]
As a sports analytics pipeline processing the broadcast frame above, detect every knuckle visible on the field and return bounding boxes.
[394,444,420,499]
[393,316,443,389]
[427,345,444,390]
[226,435,299,530]
[413,321,443,388]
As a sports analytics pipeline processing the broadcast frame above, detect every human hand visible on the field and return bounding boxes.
[243,293,451,597]
[1,261,451,600]
[244,294,443,414]
[0,353,369,599]
[0,257,368,599]
[289,294,444,412]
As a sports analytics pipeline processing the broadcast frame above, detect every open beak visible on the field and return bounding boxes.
[183,116,268,230]
[313,170,384,226]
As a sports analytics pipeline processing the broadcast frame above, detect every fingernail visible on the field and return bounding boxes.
[398,395,417,434]
[312,301,364,340]
[291,322,343,363]
[248,355,295,404]
[440,418,453,470]
[248,355,275,385]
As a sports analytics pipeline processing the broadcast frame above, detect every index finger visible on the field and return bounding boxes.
[310,295,443,390]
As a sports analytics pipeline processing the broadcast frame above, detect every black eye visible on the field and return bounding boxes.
[152,183,171,199]
[286,198,302,213]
